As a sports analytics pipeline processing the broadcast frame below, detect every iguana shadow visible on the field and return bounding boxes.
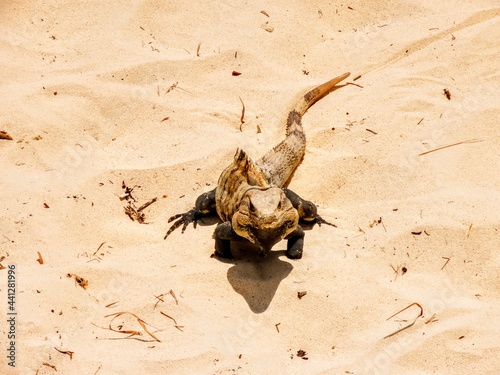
[225,248,293,313]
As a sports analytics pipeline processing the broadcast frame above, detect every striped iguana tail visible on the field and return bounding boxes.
[257,72,350,187]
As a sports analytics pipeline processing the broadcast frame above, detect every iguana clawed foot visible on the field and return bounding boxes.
[164,210,201,239]
[315,215,337,228]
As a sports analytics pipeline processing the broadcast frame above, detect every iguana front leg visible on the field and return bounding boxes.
[164,188,217,239]
[213,221,240,259]
[285,225,305,259]
[213,222,304,260]
[283,188,336,227]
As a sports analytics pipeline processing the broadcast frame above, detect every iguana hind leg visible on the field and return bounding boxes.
[164,188,217,239]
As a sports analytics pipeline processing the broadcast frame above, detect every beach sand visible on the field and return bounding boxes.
[1,1,499,374]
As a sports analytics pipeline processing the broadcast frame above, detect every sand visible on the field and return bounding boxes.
[1,1,499,374]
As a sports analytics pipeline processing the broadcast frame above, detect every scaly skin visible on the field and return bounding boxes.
[164,72,350,259]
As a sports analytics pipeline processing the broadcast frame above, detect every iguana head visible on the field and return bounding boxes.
[232,187,299,258]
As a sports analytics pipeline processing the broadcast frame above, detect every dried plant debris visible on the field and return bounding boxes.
[384,302,423,339]
[67,273,89,289]
[297,291,307,299]
[160,311,184,331]
[297,349,308,360]
[0,131,13,140]
[443,88,451,100]
[419,138,483,156]
[121,181,157,224]
[169,289,179,305]
[165,81,178,95]
[261,24,274,32]
[54,347,74,360]
[42,362,57,371]
[441,256,451,270]
[119,181,137,201]
[154,289,179,309]
[102,311,162,342]
[369,217,387,232]
[238,96,245,131]
[425,313,438,324]
[124,204,146,223]
[78,242,108,263]
[37,251,44,264]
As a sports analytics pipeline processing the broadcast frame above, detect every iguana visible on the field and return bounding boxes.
[164,72,350,259]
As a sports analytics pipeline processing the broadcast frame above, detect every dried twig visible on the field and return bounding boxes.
[419,139,483,156]
[93,242,106,256]
[466,223,473,238]
[390,264,399,281]
[160,311,177,325]
[424,313,438,324]
[346,82,363,89]
[384,302,423,339]
[124,195,157,224]
[441,257,451,270]
[154,294,165,309]
[369,217,386,232]
[160,311,184,331]
[0,131,13,140]
[54,347,74,360]
[275,323,280,333]
[37,251,44,265]
[137,197,157,212]
[169,289,179,305]
[238,96,245,131]
[43,362,57,371]
[164,82,178,95]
